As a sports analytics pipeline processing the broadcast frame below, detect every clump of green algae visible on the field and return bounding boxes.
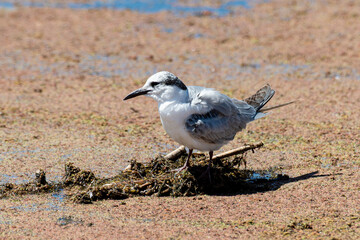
[0,145,289,204]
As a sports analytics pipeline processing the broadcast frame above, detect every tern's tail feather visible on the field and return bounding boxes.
[243,84,275,120]
[244,85,295,120]
[260,101,295,112]
[244,84,275,111]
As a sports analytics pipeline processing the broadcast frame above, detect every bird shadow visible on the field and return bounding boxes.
[187,165,331,196]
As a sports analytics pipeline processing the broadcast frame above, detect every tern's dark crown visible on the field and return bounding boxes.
[163,75,187,90]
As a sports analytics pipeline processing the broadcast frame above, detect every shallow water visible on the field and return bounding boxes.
[0,0,253,16]
[2,51,359,81]
[249,172,272,180]
[0,174,29,184]
[9,196,66,212]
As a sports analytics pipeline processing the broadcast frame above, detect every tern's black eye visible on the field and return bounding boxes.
[151,82,160,88]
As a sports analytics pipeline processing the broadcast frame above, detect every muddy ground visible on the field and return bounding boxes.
[0,0,359,239]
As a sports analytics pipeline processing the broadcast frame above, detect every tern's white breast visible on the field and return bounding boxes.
[158,101,223,151]
[159,102,190,144]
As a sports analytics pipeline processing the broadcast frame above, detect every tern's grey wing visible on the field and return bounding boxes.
[186,87,256,144]
[187,86,237,115]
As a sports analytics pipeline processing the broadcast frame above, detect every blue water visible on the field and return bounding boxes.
[0,174,30,184]
[0,0,252,16]
[0,2,13,9]
[2,50,360,81]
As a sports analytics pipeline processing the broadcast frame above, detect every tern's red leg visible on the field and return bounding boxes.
[199,151,213,182]
[172,149,193,174]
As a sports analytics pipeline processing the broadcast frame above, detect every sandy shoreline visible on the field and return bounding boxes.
[0,0,359,238]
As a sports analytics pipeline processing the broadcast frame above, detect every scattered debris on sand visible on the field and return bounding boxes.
[0,142,289,204]
[0,169,60,197]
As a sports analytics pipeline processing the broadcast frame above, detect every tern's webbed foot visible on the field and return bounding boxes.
[172,149,192,175]
[171,165,188,175]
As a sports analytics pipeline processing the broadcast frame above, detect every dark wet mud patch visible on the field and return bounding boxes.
[0,143,296,204]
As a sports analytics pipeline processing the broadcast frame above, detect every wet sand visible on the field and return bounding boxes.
[0,0,359,238]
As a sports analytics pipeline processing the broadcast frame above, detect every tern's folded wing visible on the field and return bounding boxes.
[188,87,235,116]
[186,87,250,144]
[185,109,239,144]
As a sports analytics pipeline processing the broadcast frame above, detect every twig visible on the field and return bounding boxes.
[212,142,264,161]
[164,142,263,161]
[123,146,186,171]
[164,145,186,160]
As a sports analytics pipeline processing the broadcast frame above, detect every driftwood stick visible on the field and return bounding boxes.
[212,142,264,161]
[164,145,186,160]
[124,146,186,170]
[164,142,263,161]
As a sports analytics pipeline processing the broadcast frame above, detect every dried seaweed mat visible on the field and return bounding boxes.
[0,142,289,204]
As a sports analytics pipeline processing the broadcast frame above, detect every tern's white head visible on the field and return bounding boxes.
[123,71,189,103]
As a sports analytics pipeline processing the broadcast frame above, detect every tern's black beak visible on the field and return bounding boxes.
[123,88,150,101]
